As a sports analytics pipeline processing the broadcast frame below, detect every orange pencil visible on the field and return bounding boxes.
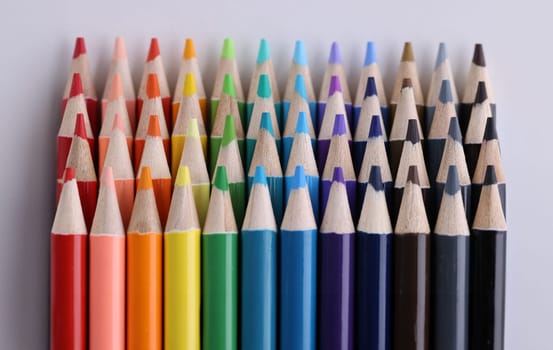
[127,166,163,350]
[138,38,171,130]
[99,73,133,173]
[137,115,172,227]
[173,38,207,125]
[103,114,135,228]
[58,75,94,181]
[62,37,98,135]
[135,74,170,170]
[60,114,97,230]
[102,37,136,130]
[89,166,125,350]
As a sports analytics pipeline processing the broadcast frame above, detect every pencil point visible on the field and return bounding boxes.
[368,166,384,191]
[475,81,488,103]
[221,38,235,59]
[147,38,160,62]
[329,75,342,96]
[260,112,274,136]
[147,115,161,137]
[294,74,307,99]
[175,165,191,186]
[484,165,497,185]
[406,119,420,143]
[435,42,447,69]
[74,113,87,138]
[101,166,116,190]
[186,118,200,137]
[448,117,462,142]
[64,167,76,182]
[253,166,268,185]
[364,76,377,98]
[364,41,377,66]
[293,40,308,66]
[183,73,197,96]
[73,37,86,58]
[69,73,84,98]
[407,165,420,185]
[222,115,237,146]
[108,73,123,100]
[256,38,271,64]
[332,114,347,136]
[401,78,413,89]
[438,79,453,103]
[113,37,127,60]
[295,111,309,134]
[138,166,154,190]
[483,117,498,141]
[328,42,342,63]
[368,115,383,138]
[472,43,486,67]
[183,38,196,59]
[445,165,460,195]
[293,165,307,189]
[146,74,161,98]
[332,166,345,184]
[401,42,415,61]
[213,166,229,191]
[112,113,124,132]
[257,74,272,98]
[223,74,236,97]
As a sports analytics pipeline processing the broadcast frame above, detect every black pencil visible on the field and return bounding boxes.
[463,81,492,178]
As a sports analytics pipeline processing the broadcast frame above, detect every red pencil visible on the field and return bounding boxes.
[51,167,88,350]
[62,37,98,135]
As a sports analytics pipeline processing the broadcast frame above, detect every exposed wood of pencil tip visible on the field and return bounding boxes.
[434,166,470,236]
[128,168,162,234]
[395,166,430,234]
[472,166,507,230]
[91,167,125,236]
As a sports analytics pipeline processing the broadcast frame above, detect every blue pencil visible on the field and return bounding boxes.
[248,112,284,225]
[284,111,319,223]
[280,165,317,350]
[241,166,278,350]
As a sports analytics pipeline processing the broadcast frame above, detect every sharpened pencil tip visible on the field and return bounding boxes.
[435,42,447,69]
[108,73,123,100]
[222,38,235,59]
[113,37,127,60]
[329,75,342,96]
[222,74,236,97]
[253,166,268,186]
[101,166,116,190]
[256,38,271,64]
[138,166,154,190]
[222,115,237,146]
[364,41,377,66]
[445,165,460,195]
[332,114,347,136]
[147,38,160,62]
[401,42,415,61]
[406,119,421,144]
[175,165,191,186]
[295,111,309,134]
[75,113,87,138]
[183,73,197,96]
[364,76,377,98]
[146,74,160,98]
[294,74,307,99]
[257,74,272,98]
[293,40,308,66]
[484,165,497,185]
[186,118,200,138]
[64,167,76,182]
[328,42,342,63]
[332,166,345,184]
[407,165,420,185]
[260,112,274,136]
[438,80,453,103]
[401,78,413,89]
[214,166,230,191]
[475,81,488,104]
[368,115,383,138]
[147,115,161,137]
[368,166,385,191]
[473,43,486,67]
[448,117,462,142]
[293,165,307,189]
[183,38,196,59]
[112,114,124,132]
[69,73,84,98]
[73,37,86,58]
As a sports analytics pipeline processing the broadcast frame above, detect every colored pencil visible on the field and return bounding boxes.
[214,114,246,228]
[318,42,352,128]
[248,38,281,127]
[469,165,507,350]
[460,44,495,136]
[464,81,492,178]
[137,38,171,129]
[432,165,470,350]
[355,165,393,350]
[179,118,210,227]
[210,73,245,174]
[127,166,163,350]
[393,119,430,224]
[283,40,317,127]
[103,114,135,228]
[89,166,125,350]
[392,166,431,350]
[173,38,206,125]
[389,78,424,177]
[202,166,239,350]
[98,73,133,173]
[354,42,388,132]
[58,75,94,181]
[357,116,392,216]
[62,113,97,230]
[248,112,284,224]
[471,117,506,221]
[102,37,136,130]
[246,74,281,171]
[284,111,320,222]
[318,167,355,350]
[211,38,245,129]
[353,76,386,174]
[434,117,471,223]
[164,166,201,350]
[50,167,87,350]
[137,115,172,227]
[389,42,424,131]
[321,113,356,221]
[172,72,207,177]
[425,43,459,135]
[280,165,318,350]
[62,37,98,135]
[282,75,316,170]
[134,74,170,171]
[241,166,278,350]
[317,76,352,172]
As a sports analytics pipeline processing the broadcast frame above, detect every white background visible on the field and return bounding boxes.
[0,0,548,348]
